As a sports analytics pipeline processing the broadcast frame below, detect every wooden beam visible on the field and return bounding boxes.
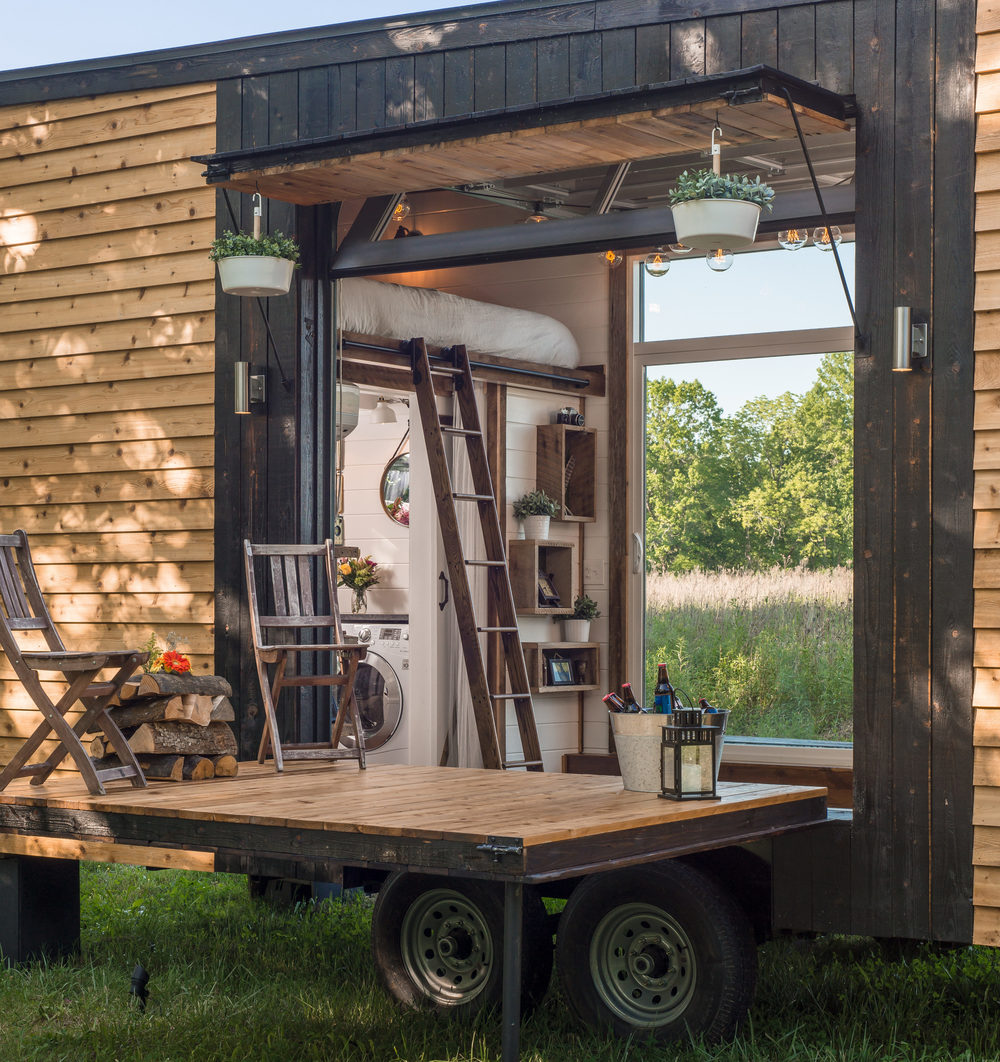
[0,832,215,871]
[588,162,632,215]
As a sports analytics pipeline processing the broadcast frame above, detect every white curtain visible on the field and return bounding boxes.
[447,382,487,769]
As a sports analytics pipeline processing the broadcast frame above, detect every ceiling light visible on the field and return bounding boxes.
[392,197,411,222]
[644,248,670,277]
[599,250,623,269]
[705,248,734,272]
[777,228,809,250]
[813,225,843,251]
[372,397,397,424]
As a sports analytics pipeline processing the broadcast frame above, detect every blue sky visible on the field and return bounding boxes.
[1,1,480,71]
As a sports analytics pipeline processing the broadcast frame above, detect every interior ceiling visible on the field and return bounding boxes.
[454,129,856,221]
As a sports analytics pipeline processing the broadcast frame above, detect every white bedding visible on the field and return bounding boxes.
[338,277,580,369]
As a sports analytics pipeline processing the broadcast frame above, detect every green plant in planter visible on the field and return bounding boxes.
[571,594,601,621]
[209,230,301,264]
[668,169,775,211]
[512,489,559,520]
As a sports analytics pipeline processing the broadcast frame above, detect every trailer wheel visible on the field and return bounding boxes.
[371,872,552,1017]
[556,861,756,1042]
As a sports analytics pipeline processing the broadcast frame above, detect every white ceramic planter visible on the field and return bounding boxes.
[562,619,591,642]
[522,514,551,539]
[669,198,762,250]
[218,255,295,297]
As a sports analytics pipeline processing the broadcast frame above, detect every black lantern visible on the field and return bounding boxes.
[660,708,721,801]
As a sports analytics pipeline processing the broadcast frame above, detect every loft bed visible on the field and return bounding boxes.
[336,278,605,397]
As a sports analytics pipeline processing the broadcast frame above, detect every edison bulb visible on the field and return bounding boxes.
[392,198,411,222]
[599,249,623,269]
[644,248,670,277]
[668,242,692,254]
[813,225,842,251]
[706,248,734,272]
[777,228,809,250]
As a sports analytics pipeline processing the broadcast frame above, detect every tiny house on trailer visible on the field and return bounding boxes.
[0,0,998,1050]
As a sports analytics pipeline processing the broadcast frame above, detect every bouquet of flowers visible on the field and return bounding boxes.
[338,555,380,613]
[140,631,191,674]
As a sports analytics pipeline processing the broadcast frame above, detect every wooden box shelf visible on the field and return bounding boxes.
[523,642,600,693]
[537,424,597,522]
[507,538,577,615]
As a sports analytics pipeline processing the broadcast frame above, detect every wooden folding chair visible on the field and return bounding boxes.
[0,530,148,796]
[244,540,368,772]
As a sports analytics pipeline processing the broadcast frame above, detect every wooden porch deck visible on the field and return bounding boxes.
[0,762,827,883]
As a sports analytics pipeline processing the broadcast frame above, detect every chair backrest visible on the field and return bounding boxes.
[0,530,64,671]
[243,540,345,647]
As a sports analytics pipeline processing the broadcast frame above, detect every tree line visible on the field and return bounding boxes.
[644,349,852,573]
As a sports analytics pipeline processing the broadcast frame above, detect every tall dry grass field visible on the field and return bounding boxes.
[644,567,853,740]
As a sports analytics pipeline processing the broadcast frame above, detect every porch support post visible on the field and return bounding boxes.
[0,855,79,966]
[502,880,523,1062]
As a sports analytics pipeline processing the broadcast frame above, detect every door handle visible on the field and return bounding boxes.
[632,532,644,575]
[438,571,450,611]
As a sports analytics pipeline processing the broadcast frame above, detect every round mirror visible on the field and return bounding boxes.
[381,452,410,526]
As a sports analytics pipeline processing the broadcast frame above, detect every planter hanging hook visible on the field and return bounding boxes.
[710,122,723,176]
[252,191,263,240]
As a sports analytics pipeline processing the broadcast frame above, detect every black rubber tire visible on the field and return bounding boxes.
[371,872,552,1018]
[555,860,756,1042]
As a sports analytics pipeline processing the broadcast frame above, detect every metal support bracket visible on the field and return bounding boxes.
[475,836,525,862]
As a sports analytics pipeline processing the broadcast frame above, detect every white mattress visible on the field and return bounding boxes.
[338,277,580,369]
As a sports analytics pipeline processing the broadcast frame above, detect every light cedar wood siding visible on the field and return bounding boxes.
[0,84,217,767]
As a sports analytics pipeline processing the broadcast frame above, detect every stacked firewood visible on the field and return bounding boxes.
[90,673,239,782]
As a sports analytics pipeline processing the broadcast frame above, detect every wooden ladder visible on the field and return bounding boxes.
[410,338,543,771]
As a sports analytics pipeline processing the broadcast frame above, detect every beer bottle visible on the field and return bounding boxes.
[653,663,676,713]
[620,683,642,713]
[603,692,626,713]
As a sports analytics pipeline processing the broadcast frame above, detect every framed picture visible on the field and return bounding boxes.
[537,571,561,607]
[548,657,576,686]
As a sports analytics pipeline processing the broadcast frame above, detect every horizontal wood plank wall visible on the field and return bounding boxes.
[974,4,1000,945]
[0,85,217,766]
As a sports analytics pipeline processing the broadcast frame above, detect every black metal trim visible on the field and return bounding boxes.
[194,66,857,183]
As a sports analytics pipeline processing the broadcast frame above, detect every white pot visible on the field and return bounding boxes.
[669,199,762,250]
[522,514,551,539]
[562,619,591,642]
[218,255,295,297]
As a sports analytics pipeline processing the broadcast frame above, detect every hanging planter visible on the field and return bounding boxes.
[209,192,300,297]
[667,169,775,251]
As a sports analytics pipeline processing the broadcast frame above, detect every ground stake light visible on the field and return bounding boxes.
[660,708,721,801]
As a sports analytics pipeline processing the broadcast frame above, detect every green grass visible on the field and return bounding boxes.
[2,865,1000,1061]
[645,568,853,741]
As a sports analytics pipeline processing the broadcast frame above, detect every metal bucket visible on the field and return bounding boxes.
[610,712,665,793]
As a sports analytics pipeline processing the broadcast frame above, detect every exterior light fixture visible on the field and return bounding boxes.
[234,362,266,414]
[660,708,721,801]
[599,249,623,269]
[777,228,809,250]
[392,196,411,222]
[523,203,549,223]
[668,242,692,254]
[892,307,930,372]
[644,247,670,277]
[372,397,397,424]
[813,225,842,251]
[705,248,734,272]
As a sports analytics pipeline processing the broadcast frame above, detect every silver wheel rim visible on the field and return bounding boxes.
[400,888,493,1006]
[589,901,697,1027]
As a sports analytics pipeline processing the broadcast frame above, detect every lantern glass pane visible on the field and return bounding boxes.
[681,745,713,793]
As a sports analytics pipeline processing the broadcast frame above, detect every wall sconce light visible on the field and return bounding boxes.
[892,307,930,372]
[371,396,409,424]
[235,361,266,414]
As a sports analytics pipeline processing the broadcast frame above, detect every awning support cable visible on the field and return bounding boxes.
[221,189,293,390]
[780,86,866,352]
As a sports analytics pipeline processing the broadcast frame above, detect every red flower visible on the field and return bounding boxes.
[161,650,191,674]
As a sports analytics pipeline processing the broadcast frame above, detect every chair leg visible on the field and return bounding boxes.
[254,652,286,772]
[93,709,148,789]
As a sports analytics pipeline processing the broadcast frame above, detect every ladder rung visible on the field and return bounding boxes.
[478,626,519,633]
[430,365,463,376]
[466,559,506,567]
[504,758,544,769]
[442,426,482,437]
[453,492,493,501]
[491,692,531,700]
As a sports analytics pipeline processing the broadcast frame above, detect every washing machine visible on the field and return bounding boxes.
[340,622,409,764]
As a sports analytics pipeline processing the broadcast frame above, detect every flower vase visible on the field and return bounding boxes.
[351,590,368,614]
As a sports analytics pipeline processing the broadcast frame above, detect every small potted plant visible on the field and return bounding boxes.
[668,169,775,250]
[563,594,600,642]
[209,229,301,297]
[512,489,559,540]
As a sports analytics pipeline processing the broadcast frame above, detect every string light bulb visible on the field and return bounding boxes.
[392,197,411,222]
[777,228,809,250]
[705,248,734,272]
[644,248,670,277]
[599,249,623,269]
[668,242,692,254]
[813,225,842,251]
